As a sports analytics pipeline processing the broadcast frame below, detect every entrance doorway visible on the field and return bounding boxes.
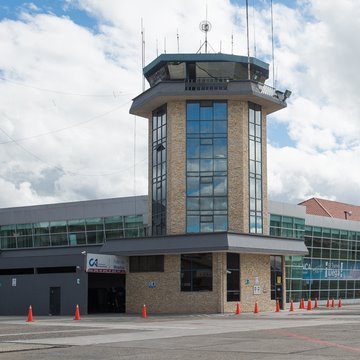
[270,256,284,308]
[49,287,61,315]
[88,273,125,313]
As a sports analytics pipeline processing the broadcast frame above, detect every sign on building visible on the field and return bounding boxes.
[86,253,128,274]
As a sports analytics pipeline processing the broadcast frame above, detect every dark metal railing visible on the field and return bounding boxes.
[185,77,229,91]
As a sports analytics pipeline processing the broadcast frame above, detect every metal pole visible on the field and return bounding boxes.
[246,0,251,80]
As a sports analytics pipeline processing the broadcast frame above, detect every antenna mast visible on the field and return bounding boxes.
[270,0,275,88]
[253,0,257,57]
[141,18,145,92]
[177,29,180,53]
[197,21,212,53]
[246,0,251,80]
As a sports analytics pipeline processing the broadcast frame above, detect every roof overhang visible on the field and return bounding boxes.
[100,232,308,256]
[130,80,286,117]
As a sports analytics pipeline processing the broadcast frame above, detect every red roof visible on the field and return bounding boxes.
[299,198,360,222]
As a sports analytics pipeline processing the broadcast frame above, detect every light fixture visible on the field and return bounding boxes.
[344,210,352,220]
[284,89,292,100]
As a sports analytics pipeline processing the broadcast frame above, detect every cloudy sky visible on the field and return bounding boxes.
[0,0,359,208]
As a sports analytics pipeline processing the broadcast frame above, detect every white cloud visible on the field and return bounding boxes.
[0,0,359,209]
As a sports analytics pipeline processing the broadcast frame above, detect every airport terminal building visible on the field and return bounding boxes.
[0,52,358,315]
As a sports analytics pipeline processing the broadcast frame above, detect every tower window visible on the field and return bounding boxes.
[186,101,228,233]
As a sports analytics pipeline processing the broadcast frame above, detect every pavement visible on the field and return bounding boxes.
[1,305,360,359]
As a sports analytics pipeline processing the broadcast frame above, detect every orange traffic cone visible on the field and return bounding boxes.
[74,304,80,320]
[307,298,312,311]
[338,298,342,308]
[326,298,330,308]
[141,304,147,318]
[314,298,318,309]
[289,300,294,312]
[26,305,34,322]
[275,300,280,312]
[331,298,335,308]
[299,298,305,310]
[254,301,259,314]
[235,303,241,315]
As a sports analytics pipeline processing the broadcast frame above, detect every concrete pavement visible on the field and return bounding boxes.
[1,305,360,359]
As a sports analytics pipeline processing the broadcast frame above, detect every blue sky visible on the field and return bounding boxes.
[0,0,360,207]
[0,0,97,28]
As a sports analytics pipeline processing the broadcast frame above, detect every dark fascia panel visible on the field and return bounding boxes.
[143,53,269,79]
[100,232,308,256]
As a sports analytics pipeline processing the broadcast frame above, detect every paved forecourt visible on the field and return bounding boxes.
[2,305,360,359]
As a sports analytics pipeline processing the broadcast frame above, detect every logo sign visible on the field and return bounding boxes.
[303,259,360,280]
[86,253,128,274]
[148,281,156,289]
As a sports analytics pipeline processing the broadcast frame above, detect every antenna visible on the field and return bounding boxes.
[253,0,257,57]
[231,33,234,54]
[271,0,275,88]
[141,18,145,92]
[164,36,166,54]
[246,0,250,80]
[177,29,180,53]
[219,40,222,53]
[197,20,213,54]
[198,20,212,53]
[156,39,158,57]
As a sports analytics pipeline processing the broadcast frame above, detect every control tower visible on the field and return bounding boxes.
[103,50,306,314]
[130,53,289,237]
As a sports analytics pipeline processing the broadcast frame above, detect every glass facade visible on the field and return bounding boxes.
[0,215,145,249]
[270,215,305,239]
[270,214,360,302]
[186,101,228,233]
[248,102,263,233]
[152,105,167,235]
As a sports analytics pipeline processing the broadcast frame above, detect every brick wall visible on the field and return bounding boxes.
[224,253,275,313]
[228,100,249,233]
[126,253,276,314]
[166,101,186,234]
[126,253,224,314]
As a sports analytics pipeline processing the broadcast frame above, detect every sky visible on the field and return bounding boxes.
[0,0,359,208]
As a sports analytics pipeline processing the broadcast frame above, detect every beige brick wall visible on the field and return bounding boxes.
[126,253,277,314]
[147,101,186,235]
[126,253,225,314]
[166,101,186,234]
[224,253,275,313]
[228,100,249,233]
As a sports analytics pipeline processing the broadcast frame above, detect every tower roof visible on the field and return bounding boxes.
[299,197,360,221]
[143,53,270,88]
[144,53,269,84]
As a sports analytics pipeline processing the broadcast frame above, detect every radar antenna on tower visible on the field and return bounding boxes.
[197,20,214,53]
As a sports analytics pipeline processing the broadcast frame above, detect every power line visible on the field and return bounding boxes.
[0,125,147,177]
[0,100,132,145]
[0,76,128,98]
